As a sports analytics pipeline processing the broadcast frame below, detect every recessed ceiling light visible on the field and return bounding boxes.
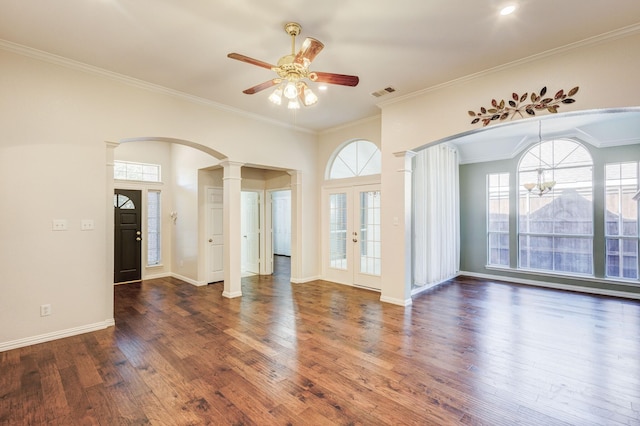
[500,5,517,15]
[318,85,328,91]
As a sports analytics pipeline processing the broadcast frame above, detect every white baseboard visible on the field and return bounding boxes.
[0,319,115,353]
[171,273,207,287]
[379,295,412,306]
[459,270,640,300]
[144,271,172,280]
[222,291,242,298]
[411,276,457,297]
[290,275,321,284]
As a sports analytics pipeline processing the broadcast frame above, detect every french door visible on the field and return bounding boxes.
[324,184,381,290]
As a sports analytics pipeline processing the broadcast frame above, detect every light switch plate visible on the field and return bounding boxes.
[52,219,68,231]
[81,219,94,231]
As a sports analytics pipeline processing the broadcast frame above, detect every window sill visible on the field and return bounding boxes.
[484,265,639,287]
[146,264,164,269]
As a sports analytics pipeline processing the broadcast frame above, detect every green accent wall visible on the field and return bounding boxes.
[459,142,640,295]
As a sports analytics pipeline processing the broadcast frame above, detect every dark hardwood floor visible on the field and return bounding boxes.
[2,256,640,425]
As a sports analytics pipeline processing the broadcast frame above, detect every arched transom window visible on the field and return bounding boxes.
[327,139,381,180]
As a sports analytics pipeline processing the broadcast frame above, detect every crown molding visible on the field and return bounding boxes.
[377,23,640,108]
[0,39,316,135]
[319,114,381,135]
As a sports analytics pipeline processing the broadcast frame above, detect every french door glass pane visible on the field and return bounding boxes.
[359,191,381,276]
[329,193,347,270]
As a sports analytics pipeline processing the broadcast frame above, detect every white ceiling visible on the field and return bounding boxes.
[1,1,639,132]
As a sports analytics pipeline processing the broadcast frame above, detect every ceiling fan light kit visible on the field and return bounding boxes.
[227,22,359,109]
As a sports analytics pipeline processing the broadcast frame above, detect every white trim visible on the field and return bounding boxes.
[222,290,243,298]
[460,270,640,300]
[411,276,455,296]
[0,320,115,353]
[171,273,207,287]
[290,275,322,284]
[319,115,381,135]
[144,271,172,280]
[380,295,413,306]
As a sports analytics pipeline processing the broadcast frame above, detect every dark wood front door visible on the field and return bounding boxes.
[114,189,142,283]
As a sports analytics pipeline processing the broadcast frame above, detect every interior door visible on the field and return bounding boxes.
[241,191,261,274]
[114,189,142,283]
[206,187,224,283]
[324,185,381,290]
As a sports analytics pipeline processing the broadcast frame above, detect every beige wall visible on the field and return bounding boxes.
[0,47,318,349]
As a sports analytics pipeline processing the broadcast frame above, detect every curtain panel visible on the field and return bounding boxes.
[413,144,460,287]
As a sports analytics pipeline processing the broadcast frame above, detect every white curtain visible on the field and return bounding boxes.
[413,144,460,287]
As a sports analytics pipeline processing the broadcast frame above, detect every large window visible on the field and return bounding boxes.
[605,162,639,279]
[487,173,510,267]
[518,139,593,275]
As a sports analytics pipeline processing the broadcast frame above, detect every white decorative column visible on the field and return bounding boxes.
[105,141,118,326]
[221,160,244,298]
[380,150,416,306]
[288,170,303,283]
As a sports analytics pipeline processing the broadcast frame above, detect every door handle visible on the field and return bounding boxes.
[209,239,213,243]
[353,238,358,242]
[136,237,141,241]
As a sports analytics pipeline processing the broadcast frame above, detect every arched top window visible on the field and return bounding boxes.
[518,138,594,275]
[519,138,592,173]
[114,194,135,210]
[327,139,381,180]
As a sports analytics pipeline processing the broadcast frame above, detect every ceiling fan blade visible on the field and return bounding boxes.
[242,79,279,95]
[294,37,324,66]
[312,72,359,87]
[227,53,275,70]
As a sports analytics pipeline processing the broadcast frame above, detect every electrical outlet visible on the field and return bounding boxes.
[52,219,68,231]
[40,304,52,317]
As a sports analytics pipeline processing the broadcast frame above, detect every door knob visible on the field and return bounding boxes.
[209,239,213,243]
[136,231,141,235]
[136,237,141,241]
[353,238,358,242]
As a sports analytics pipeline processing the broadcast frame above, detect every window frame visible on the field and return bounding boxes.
[486,172,510,267]
[326,139,381,181]
[604,161,639,280]
[114,160,162,183]
[147,189,162,267]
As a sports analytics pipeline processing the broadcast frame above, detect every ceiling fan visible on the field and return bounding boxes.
[227,22,359,109]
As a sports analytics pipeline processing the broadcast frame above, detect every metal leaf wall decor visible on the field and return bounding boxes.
[468,86,579,126]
